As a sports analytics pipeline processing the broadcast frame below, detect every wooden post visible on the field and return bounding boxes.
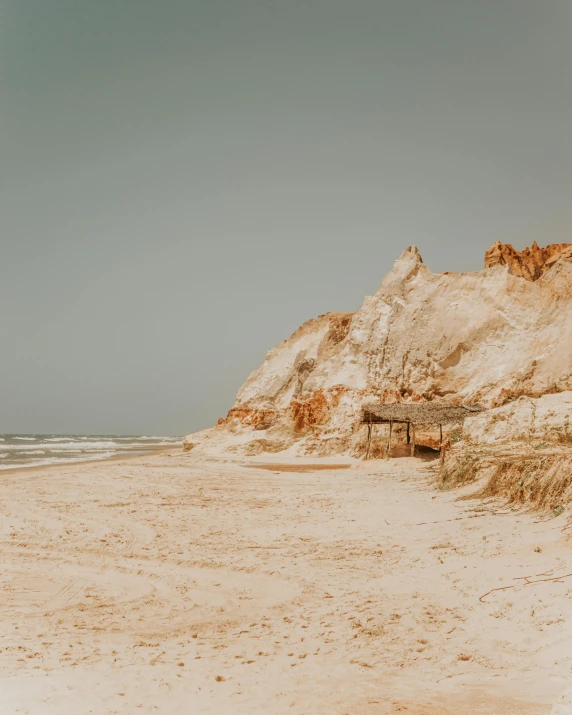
[386,419,393,459]
[410,423,416,457]
[406,422,410,444]
[365,415,372,460]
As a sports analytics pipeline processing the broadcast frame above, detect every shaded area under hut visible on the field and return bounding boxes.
[362,403,482,459]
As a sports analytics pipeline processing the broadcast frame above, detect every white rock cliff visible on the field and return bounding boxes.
[185,243,572,457]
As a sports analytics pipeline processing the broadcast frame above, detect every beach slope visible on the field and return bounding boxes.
[1,451,570,714]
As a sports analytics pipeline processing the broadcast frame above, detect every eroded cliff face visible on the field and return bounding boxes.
[185,242,572,457]
[484,240,572,281]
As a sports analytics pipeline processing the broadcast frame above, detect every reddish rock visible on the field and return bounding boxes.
[485,241,572,281]
[291,390,330,432]
[184,243,572,458]
[223,407,277,427]
[327,313,355,344]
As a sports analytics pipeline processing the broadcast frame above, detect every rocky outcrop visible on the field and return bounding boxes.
[463,392,572,445]
[184,241,572,457]
[484,241,572,281]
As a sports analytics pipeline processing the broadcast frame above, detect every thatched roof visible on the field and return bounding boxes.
[362,403,482,425]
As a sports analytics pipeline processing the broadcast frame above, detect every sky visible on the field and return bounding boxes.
[2,0,572,435]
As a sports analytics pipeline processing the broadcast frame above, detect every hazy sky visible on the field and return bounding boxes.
[2,0,572,435]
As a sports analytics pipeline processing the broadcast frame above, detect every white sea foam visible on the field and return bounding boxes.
[0,451,117,471]
[44,437,82,442]
[0,441,120,451]
[110,436,179,442]
[0,435,179,469]
[138,436,178,440]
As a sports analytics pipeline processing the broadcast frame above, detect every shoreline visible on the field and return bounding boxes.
[0,443,180,477]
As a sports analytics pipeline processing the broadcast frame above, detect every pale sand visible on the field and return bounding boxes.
[1,451,571,714]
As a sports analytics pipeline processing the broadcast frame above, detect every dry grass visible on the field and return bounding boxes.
[438,451,485,488]
[439,447,572,514]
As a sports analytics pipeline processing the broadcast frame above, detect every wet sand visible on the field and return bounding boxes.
[1,450,571,714]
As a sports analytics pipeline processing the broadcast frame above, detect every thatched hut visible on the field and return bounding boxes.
[361,403,481,458]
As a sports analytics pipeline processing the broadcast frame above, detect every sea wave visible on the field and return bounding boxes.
[44,437,82,443]
[0,441,120,451]
[138,436,179,440]
[0,451,117,471]
[0,442,180,452]
[0,435,180,469]
[108,436,180,442]
[42,436,179,444]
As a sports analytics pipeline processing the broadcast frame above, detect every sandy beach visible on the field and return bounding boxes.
[1,451,571,714]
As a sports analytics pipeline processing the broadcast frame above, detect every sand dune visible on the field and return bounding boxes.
[1,451,571,714]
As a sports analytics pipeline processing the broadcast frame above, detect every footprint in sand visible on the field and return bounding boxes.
[551,689,572,715]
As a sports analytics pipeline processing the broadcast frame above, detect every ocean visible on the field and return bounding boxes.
[0,434,182,470]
